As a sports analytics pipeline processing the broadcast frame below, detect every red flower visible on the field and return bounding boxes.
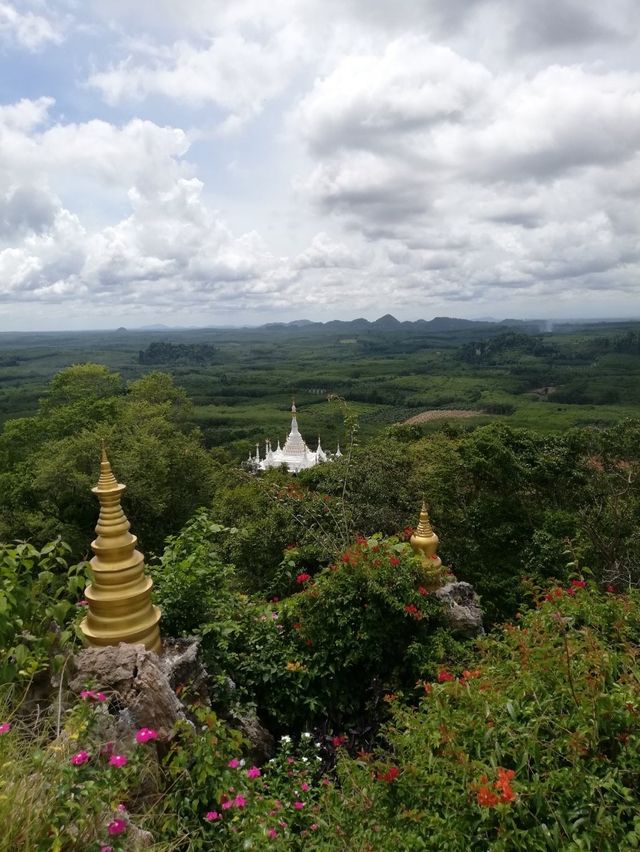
[403,526,414,540]
[389,555,400,567]
[607,584,615,593]
[544,587,564,602]
[403,603,422,619]
[377,766,399,783]
[494,768,516,803]
[341,553,351,564]
[293,622,301,630]
[305,639,313,647]
[356,535,367,545]
[437,670,455,683]
[567,578,587,596]
[331,735,346,748]
[417,586,429,596]
[476,786,500,807]
[296,573,311,585]
[462,669,481,680]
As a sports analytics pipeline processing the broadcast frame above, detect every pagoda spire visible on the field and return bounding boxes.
[80,445,161,652]
[410,500,443,587]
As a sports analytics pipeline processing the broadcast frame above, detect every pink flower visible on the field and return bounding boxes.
[204,811,220,822]
[99,846,113,852]
[107,818,127,836]
[117,804,127,813]
[221,801,233,810]
[0,723,10,734]
[267,828,278,839]
[135,727,158,743]
[247,766,261,779]
[311,823,319,830]
[293,801,305,810]
[77,599,89,606]
[95,692,107,702]
[228,758,240,768]
[301,782,310,792]
[70,751,90,765]
[100,741,114,757]
[80,689,94,700]
[109,754,128,767]
[234,795,247,808]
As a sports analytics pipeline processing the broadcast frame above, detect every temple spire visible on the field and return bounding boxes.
[80,446,161,652]
[410,500,443,587]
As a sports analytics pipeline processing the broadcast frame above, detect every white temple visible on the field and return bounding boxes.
[248,402,342,473]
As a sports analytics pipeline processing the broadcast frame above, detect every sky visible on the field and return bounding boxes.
[1,0,640,330]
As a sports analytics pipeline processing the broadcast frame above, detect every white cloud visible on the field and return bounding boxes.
[0,2,62,51]
[88,24,306,132]
[3,1,640,325]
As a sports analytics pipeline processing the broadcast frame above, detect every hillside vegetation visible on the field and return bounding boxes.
[1,329,640,849]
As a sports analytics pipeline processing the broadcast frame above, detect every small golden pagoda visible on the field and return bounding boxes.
[80,446,161,653]
[410,501,444,588]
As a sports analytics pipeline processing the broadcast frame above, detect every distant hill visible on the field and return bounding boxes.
[255,314,513,335]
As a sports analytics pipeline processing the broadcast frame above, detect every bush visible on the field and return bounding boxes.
[315,583,640,850]
[0,539,85,684]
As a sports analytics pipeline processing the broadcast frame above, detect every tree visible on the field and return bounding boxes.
[0,366,216,556]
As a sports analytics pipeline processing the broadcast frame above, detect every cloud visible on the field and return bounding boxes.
[0,2,63,51]
[88,24,306,132]
[3,1,640,325]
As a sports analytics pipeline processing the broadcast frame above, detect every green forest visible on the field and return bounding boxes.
[1,321,640,850]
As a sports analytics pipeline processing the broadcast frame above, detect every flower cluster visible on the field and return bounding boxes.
[135,727,158,744]
[80,689,107,702]
[376,766,400,783]
[543,579,587,602]
[404,603,423,619]
[474,768,516,807]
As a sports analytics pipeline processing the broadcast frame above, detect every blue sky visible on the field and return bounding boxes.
[1,0,640,330]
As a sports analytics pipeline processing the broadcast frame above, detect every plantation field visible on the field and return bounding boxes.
[2,319,640,456]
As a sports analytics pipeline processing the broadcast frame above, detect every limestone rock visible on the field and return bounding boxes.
[159,637,209,701]
[435,581,484,637]
[228,708,275,763]
[69,642,183,738]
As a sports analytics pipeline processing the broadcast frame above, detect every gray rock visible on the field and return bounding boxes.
[435,581,484,637]
[158,637,209,701]
[228,708,275,763]
[69,643,184,739]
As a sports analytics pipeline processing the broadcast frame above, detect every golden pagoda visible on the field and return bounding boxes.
[410,500,444,588]
[80,446,161,653]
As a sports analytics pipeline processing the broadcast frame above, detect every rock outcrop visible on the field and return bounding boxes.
[435,581,484,637]
[69,638,206,738]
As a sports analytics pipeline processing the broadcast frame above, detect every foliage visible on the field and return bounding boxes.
[159,714,326,848]
[139,341,218,366]
[0,539,85,684]
[0,691,158,851]
[277,535,449,729]
[315,583,640,850]
[0,366,216,555]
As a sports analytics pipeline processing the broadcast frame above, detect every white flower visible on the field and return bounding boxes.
[301,732,311,739]
[280,735,292,743]
[301,757,309,763]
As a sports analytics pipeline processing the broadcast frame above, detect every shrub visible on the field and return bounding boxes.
[0,539,85,684]
[315,583,640,850]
